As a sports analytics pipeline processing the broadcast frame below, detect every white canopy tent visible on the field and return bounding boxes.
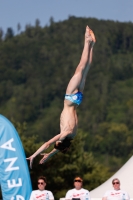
[90,156,133,200]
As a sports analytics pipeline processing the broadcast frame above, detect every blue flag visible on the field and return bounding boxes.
[0,114,32,200]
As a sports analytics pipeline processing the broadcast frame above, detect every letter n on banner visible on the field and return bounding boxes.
[0,114,32,200]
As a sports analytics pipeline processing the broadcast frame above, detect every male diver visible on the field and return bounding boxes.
[27,25,96,168]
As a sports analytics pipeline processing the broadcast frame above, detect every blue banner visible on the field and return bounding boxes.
[0,114,32,200]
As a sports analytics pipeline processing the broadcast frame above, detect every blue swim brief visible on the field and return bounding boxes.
[65,91,83,105]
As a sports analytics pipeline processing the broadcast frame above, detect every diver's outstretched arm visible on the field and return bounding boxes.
[26,133,61,168]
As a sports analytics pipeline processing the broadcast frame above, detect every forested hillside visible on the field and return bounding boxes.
[0,17,133,198]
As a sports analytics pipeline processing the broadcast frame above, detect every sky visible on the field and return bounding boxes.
[0,0,133,34]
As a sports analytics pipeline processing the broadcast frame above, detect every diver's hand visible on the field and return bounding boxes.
[39,153,50,164]
[26,155,35,169]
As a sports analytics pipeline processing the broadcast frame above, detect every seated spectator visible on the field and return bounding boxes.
[29,176,54,200]
[102,178,130,200]
[65,176,91,200]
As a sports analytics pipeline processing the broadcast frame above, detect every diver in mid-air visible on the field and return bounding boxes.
[27,25,96,168]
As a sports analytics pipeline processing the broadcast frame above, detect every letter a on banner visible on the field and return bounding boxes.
[0,114,32,200]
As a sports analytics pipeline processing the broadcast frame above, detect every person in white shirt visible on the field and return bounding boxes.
[29,176,54,200]
[65,176,91,200]
[102,178,130,200]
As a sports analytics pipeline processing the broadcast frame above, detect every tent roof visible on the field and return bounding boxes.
[90,156,133,198]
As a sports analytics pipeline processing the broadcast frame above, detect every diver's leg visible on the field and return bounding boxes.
[66,26,96,94]
[78,46,93,92]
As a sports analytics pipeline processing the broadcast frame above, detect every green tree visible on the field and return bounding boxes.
[35,19,40,28]
[0,28,3,41]
[5,27,14,39]
[17,23,21,33]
